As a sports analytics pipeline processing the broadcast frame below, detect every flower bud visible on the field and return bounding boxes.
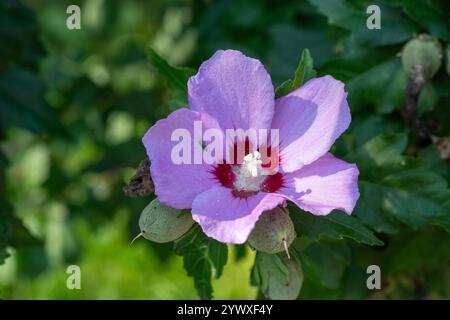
[135,198,194,243]
[401,34,443,80]
[248,207,296,255]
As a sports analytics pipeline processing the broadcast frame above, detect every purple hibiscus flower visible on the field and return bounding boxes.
[143,49,359,244]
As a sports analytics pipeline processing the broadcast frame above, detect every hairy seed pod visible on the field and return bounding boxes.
[267,256,303,300]
[135,198,194,243]
[401,34,443,80]
[248,207,296,255]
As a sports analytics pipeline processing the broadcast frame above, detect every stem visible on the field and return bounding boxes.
[402,64,433,139]
[130,231,144,245]
[282,238,291,260]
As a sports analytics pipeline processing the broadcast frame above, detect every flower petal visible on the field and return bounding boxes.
[188,50,275,131]
[272,75,351,173]
[192,186,284,243]
[142,108,217,209]
[279,153,359,215]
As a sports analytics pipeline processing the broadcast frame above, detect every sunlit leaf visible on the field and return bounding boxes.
[275,48,317,98]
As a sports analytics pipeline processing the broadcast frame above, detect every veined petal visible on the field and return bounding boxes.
[279,153,359,215]
[272,75,351,173]
[142,108,217,209]
[188,50,275,131]
[192,186,284,243]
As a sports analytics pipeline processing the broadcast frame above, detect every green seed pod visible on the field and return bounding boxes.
[401,34,443,80]
[267,256,303,300]
[134,198,194,243]
[248,207,296,255]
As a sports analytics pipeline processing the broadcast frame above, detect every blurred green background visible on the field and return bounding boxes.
[0,0,449,299]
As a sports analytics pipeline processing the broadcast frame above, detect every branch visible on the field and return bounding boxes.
[402,64,450,161]
[402,64,433,139]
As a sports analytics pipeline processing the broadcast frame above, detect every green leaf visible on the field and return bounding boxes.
[0,215,38,266]
[0,68,66,135]
[347,58,407,114]
[0,1,44,71]
[349,132,407,170]
[348,133,450,233]
[173,227,228,299]
[309,0,418,46]
[291,49,316,88]
[418,146,450,181]
[267,23,335,85]
[297,241,369,300]
[0,223,10,265]
[299,241,350,289]
[0,152,41,266]
[275,49,317,98]
[290,207,384,246]
[418,83,439,115]
[208,239,228,278]
[359,169,450,232]
[383,229,450,274]
[336,115,403,155]
[147,48,195,108]
[400,0,450,40]
[234,244,247,262]
[0,209,41,248]
[354,181,401,234]
[318,58,378,82]
[251,251,303,300]
[251,252,288,288]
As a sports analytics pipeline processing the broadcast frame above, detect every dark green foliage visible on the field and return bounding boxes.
[346,133,450,233]
[0,0,449,300]
[147,48,195,108]
[290,208,384,246]
[174,228,228,299]
[0,0,46,269]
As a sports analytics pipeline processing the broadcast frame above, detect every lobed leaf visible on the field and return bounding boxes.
[173,227,228,299]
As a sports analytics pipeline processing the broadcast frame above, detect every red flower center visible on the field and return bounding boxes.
[211,141,284,198]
